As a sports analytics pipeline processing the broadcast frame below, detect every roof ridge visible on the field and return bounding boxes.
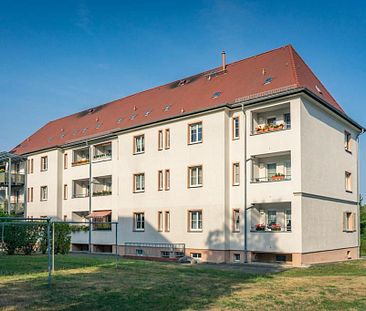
[288,45,300,87]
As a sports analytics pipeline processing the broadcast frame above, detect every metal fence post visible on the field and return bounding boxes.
[52,221,55,273]
[47,219,52,287]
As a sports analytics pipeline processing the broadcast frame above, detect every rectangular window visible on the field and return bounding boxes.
[158,211,163,231]
[158,130,163,150]
[267,117,276,126]
[64,153,68,169]
[232,163,240,186]
[189,210,202,231]
[40,156,48,171]
[345,171,352,192]
[188,122,202,144]
[134,135,145,154]
[158,170,163,191]
[188,166,203,188]
[285,209,292,232]
[232,117,240,139]
[267,163,277,179]
[284,161,291,179]
[27,187,34,203]
[161,251,170,258]
[27,159,34,174]
[134,173,145,192]
[165,129,170,149]
[165,169,170,190]
[134,212,145,231]
[191,252,202,260]
[267,210,277,227]
[136,249,144,256]
[233,209,240,232]
[233,253,241,262]
[345,131,351,152]
[284,113,291,129]
[344,212,356,232]
[63,184,68,200]
[165,211,170,232]
[40,186,48,201]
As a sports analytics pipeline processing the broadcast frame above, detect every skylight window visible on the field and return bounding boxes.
[72,129,78,136]
[264,77,272,85]
[95,123,102,129]
[81,128,88,134]
[48,137,53,142]
[144,110,152,117]
[315,85,323,94]
[129,113,137,120]
[212,91,222,99]
[163,104,172,112]
[60,133,65,138]
[116,117,123,124]
[178,79,188,86]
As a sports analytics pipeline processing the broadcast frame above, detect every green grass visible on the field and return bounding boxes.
[0,255,365,310]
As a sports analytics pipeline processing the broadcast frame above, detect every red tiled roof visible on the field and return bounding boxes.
[12,45,345,155]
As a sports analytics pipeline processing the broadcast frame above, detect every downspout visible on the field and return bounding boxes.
[356,129,364,259]
[241,103,248,263]
[87,141,92,253]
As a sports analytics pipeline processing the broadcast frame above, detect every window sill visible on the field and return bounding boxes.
[250,230,292,233]
[133,229,145,232]
[188,141,202,145]
[232,183,240,187]
[343,229,356,233]
[188,229,203,233]
[232,137,240,141]
[188,185,203,188]
[133,152,145,155]
[133,190,145,194]
[345,149,352,154]
[250,179,291,184]
[346,190,353,193]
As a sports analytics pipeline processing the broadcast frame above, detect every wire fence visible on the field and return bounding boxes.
[0,218,118,287]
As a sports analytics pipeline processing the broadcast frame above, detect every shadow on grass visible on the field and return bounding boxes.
[0,255,272,311]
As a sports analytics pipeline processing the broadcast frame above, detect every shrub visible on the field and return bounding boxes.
[40,223,72,255]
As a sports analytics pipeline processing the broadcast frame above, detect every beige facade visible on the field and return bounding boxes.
[24,94,362,266]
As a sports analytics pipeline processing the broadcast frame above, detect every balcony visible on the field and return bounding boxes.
[72,147,90,166]
[93,176,112,196]
[251,202,292,233]
[93,142,112,162]
[252,103,291,135]
[72,179,90,198]
[251,152,291,183]
[0,172,25,185]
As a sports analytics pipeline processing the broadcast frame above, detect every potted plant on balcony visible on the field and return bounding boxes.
[255,224,266,231]
[270,223,282,231]
[255,126,264,134]
[271,173,285,181]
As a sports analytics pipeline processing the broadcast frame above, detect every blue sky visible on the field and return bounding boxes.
[0,0,365,194]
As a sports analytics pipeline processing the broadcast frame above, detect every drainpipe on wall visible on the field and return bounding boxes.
[87,141,92,253]
[241,103,248,263]
[356,129,365,259]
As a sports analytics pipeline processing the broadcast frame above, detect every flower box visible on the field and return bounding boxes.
[271,174,285,181]
[270,224,282,231]
[255,224,266,231]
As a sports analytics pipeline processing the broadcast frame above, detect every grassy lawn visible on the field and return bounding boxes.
[0,255,365,310]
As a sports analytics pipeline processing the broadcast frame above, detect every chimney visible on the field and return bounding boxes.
[221,51,226,71]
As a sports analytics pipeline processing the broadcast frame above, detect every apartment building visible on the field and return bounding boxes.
[0,152,26,215]
[12,45,364,266]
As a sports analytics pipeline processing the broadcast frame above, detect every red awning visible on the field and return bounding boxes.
[85,210,112,219]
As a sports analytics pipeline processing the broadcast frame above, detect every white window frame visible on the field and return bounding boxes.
[158,211,163,231]
[134,212,145,231]
[134,135,145,154]
[188,166,202,188]
[345,171,352,192]
[134,173,145,193]
[189,210,202,231]
[344,131,352,152]
[158,170,163,191]
[233,162,240,186]
[233,209,240,232]
[188,122,202,144]
[40,156,48,172]
[40,186,48,201]
[232,117,240,140]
